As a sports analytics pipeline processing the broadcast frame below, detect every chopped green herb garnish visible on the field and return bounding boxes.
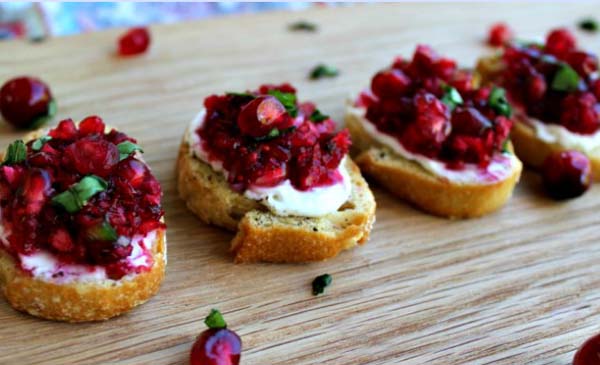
[488,87,512,117]
[579,18,598,32]
[117,141,143,161]
[267,90,298,117]
[3,140,27,165]
[501,138,510,153]
[309,64,339,80]
[289,20,318,32]
[204,309,227,329]
[513,39,544,49]
[31,136,52,151]
[312,273,332,295]
[310,109,329,122]
[440,85,463,111]
[29,99,57,130]
[552,63,581,92]
[87,221,118,242]
[52,175,108,213]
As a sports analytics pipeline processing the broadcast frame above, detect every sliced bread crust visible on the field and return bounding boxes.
[345,108,522,219]
[0,229,166,322]
[177,141,376,263]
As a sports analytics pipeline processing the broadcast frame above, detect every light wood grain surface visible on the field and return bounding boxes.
[1,3,600,365]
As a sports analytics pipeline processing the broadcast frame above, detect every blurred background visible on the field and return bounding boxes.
[0,2,336,40]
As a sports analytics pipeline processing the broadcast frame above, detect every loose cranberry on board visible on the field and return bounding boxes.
[488,23,513,47]
[0,76,56,129]
[541,150,591,200]
[190,309,242,365]
[573,333,600,365]
[118,27,151,56]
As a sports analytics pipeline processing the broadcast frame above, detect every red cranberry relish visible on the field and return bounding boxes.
[357,45,513,169]
[498,28,600,134]
[197,83,351,191]
[0,117,164,280]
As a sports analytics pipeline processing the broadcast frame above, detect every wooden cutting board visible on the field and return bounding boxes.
[1,3,600,365]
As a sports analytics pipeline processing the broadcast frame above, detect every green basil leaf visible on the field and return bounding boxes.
[117,141,143,161]
[441,85,463,111]
[288,20,318,32]
[309,64,339,80]
[204,309,227,329]
[551,63,581,92]
[52,175,108,213]
[312,273,333,295]
[3,140,27,165]
[87,221,118,242]
[488,87,513,117]
[267,90,298,117]
[579,18,598,32]
[310,109,329,122]
[31,136,52,151]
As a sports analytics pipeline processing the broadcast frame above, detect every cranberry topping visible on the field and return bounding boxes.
[197,83,351,191]
[0,117,164,280]
[497,28,600,135]
[118,27,151,56]
[190,309,242,365]
[488,23,513,47]
[573,333,600,365]
[0,76,55,129]
[357,45,513,168]
[541,150,591,200]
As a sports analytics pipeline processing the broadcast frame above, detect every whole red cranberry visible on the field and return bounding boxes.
[488,23,513,47]
[541,150,591,200]
[527,73,547,102]
[190,309,242,365]
[371,69,412,98]
[237,96,288,138]
[545,28,576,57]
[118,27,151,56]
[20,168,53,215]
[0,76,55,129]
[116,158,147,188]
[573,333,600,365]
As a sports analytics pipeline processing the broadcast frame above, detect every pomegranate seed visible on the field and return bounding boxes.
[118,27,150,56]
[488,23,513,47]
[0,76,55,129]
[49,119,78,140]
[545,28,577,57]
[49,228,74,252]
[190,310,242,365]
[573,333,600,365]
[20,168,52,215]
[116,157,147,188]
[541,150,591,200]
[78,116,106,136]
[64,138,120,177]
[371,69,412,98]
[237,96,287,138]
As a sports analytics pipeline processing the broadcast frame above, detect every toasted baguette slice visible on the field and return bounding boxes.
[0,126,166,322]
[476,55,600,181]
[177,141,376,263]
[346,108,522,219]
[511,119,600,181]
[0,230,166,322]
